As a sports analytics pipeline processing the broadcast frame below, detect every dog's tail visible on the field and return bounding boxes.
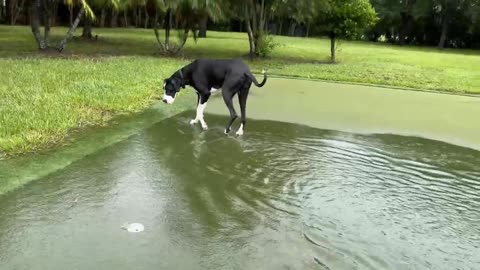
[248,70,267,87]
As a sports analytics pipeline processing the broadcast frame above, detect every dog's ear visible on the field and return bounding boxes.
[172,78,184,89]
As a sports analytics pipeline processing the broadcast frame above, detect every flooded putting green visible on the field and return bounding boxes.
[0,112,479,270]
[1,79,480,270]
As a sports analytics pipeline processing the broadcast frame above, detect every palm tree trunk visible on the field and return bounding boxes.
[123,10,128,27]
[132,7,137,27]
[198,13,207,38]
[143,6,149,28]
[138,7,142,28]
[42,0,50,46]
[288,21,296,36]
[30,0,47,50]
[12,0,25,25]
[111,9,117,27]
[153,11,164,51]
[174,28,190,54]
[58,6,85,52]
[82,16,93,38]
[165,8,172,50]
[6,0,13,25]
[100,8,106,28]
[43,10,50,46]
[68,5,73,27]
[50,0,57,26]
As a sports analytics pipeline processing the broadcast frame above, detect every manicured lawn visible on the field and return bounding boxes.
[1,25,479,157]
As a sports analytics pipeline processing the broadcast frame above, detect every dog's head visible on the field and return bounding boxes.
[162,71,185,105]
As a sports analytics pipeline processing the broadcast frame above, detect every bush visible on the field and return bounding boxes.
[257,31,279,57]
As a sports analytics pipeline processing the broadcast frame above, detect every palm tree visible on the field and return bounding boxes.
[29,0,123,51]
[29,0,95,51]
[196,0,225,37]
[150,0,225,54]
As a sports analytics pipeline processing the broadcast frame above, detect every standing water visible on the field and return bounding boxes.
[0,112,478,270]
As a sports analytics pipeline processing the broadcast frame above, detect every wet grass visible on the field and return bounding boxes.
[0,56,190,157]
[1,25,480,157]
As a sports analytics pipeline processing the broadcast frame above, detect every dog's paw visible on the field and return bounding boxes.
[189,119,198,125]
[201,124,208,130]
[224,129,230,135]
[235,129,244,136]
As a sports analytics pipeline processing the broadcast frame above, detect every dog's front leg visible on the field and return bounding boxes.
[189,93,201,125]
[190,93,210,130]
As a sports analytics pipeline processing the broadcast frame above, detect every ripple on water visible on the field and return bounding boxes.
[232,127,480,270]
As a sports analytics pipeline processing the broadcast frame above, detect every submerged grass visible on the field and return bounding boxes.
[1,25,480,157]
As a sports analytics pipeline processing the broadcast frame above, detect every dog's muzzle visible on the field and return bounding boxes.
[162,94,175,104]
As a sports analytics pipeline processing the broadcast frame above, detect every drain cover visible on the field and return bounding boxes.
[122,223,145,233]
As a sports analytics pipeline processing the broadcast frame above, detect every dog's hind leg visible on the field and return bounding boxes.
[222,90,237,134]
[236,86,250,136]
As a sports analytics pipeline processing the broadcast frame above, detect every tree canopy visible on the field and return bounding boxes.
[1,0,479,57]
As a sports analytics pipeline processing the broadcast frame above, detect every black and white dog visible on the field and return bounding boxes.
[162,58,267,136]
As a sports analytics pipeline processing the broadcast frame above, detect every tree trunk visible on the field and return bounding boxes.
[69,5,73,27]
[198,13,207,38]
[138,7,142,28]
[259,0,265,32]
[330,32,336,62]
[143,6,149,28]
[174,28,190,54]
[132,7,137,27]
[153,11,165,51]
[398,13,407,45]
[6,0,13,25]
[398,0,416,45]
[30,0,47,50]
[12,0,25,25]
[100,8,106,28]
[278,19,283,35]
[111,9,117,27]
[245,7,255,57]
[58,6,85,52]
[306,22,310,37]
[82,16,93,38]
[165,8,172,50]
[123,10,128,27]
[288,21,296,36]
[50,0,57,26]
[438,13,449,48]
[43,0,50,47]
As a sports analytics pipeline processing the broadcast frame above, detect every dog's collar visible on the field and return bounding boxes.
[178,69,186,87]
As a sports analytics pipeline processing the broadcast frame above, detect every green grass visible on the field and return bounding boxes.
[1,25,480,158]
